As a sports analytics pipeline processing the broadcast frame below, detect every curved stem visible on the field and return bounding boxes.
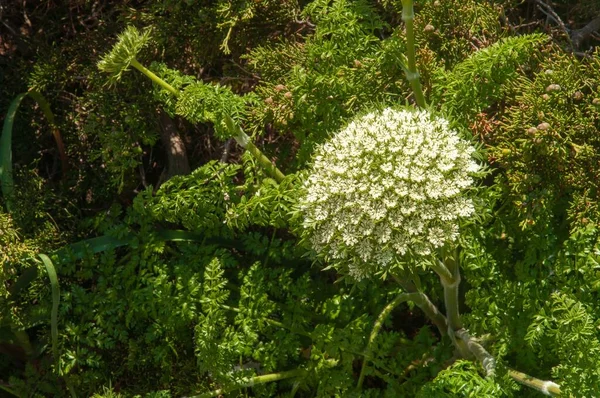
[394,277,448,336]
[455,328,496,377]
[430,259,453,284]
[401,0,427,107]
[358,290,448,390]
[358,292,414,389]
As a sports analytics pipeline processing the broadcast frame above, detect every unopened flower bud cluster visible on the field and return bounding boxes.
[300,108,480,279]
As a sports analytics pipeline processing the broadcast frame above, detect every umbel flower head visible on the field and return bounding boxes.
[300,108,480,280]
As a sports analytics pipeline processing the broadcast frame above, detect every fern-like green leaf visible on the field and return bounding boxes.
[98,26,152,86]
[433,34,548,123]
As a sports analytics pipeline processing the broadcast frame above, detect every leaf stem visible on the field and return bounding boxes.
[358,292,413,389]
[127,60,286,182]
[224,115,285,182]
[130,58,179,97]
[191,368,306,398]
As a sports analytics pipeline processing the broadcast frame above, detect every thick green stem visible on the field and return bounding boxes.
[436,251,470,358]
[455,329,496,377]
[395,277,448,336]
[412,290,448,337]
[192,368,306,398]
[429,259,453,284]
[401,0,427,107]
[508,369,561,396]
[390,275,562,396]
[130,58,179,97]
[441,255,462,332]
[246,141,286,183]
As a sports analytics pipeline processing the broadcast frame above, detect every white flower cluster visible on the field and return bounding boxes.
[300,108,480,279]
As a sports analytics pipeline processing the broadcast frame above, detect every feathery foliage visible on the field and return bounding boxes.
[4,0,600,396]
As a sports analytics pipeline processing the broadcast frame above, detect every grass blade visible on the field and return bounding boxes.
[1,91,68,212]
[54,234,134,262]
[0,93,27,212]
[38,253,60,371]
[28,91,68,175]
[53,229,241,263]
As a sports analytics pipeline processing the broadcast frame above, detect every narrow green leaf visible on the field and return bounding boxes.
[0,383,21,397]
[38,253,60,371]
[1,91,67,213]
[27,91,56,124]
[54,234,134,262]
[0,93,27,212]
[54,229,241,263]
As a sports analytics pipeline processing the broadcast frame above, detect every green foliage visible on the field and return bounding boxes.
[433,34,548,124]
[135,160,239,235]
[414,0,506,69]
[5,0,600,397]
[226,164,302,230]
[81,84,158,192]
[97,26,152,85]
[417,360,515,397]
[492,49,600,230]
[1,91,63,212]
[245,0,410,165]
[526,292,600,397]
[214,0,300,55]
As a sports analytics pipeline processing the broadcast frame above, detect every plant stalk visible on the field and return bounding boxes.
[358,292,414,389]
[224,115,285,182]
[401,0,427,107]
[394,276,448,336]
[128,60,286,182]
[455,328,496,377]
[391,272,561,395]
[508,369,561,396]
[437,251,471,358]
[441,254,462,332]
[130,58,179,97]
[358,289,450,390]
[192,368,306,398]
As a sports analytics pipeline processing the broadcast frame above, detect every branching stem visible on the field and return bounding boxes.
[455,328,496,377]
[358,290,448,389]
